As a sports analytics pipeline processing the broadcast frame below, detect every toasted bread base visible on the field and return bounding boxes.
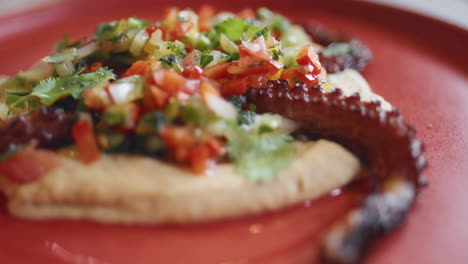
[0,140,359,224]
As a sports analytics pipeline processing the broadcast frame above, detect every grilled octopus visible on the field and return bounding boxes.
[0,24,426,264]
[247,24,427,263]
[0,107,75,154]
[249,81,426,264]
[303,23,373,74]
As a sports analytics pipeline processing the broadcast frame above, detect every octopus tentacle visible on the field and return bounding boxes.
[303,23,373,73]
[0,107,75,153]
[249,81,426,264]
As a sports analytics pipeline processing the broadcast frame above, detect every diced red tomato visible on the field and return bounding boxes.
[240,36,270,61]
[160,126,195,149]
[205,137,226,157]
[226,36,283,79]
[148,85,170,110]
[0,147,61,184]
[199,81,220,104]
[164,7,197,40]
[265,59,283,78]
[203,62,233,79]
[82,85,112,110]
[90,61,104,72]
[182,65,203,79]
[173,146,191,163]
[71,119,101,164]
[161,126,197,163]
[189,144,211,174]
[153,69,186,95]
[172,20,195,40]
[198,5,215,32]
[219,78,248,97]
[296,45,322,75]
[124,59,159,77]
[280,67,320,88]
[295,72,318,87]
[181,50,199,67]
[112,103,141,130]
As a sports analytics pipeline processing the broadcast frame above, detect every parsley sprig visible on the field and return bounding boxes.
[9,68,114,107]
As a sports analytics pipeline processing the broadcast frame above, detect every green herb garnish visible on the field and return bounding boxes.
[228,130,295,182]
[196,52,214,68]
[95,17,148,42]
[10,68,114,107]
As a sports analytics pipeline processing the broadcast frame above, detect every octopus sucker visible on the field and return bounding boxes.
[249,82,426,264]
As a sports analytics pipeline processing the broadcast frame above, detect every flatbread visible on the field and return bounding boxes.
[0,70,378,224]
[0,140,359,223]
[327,69,392,110]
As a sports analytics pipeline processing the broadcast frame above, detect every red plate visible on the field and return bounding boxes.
[1,1,467,263]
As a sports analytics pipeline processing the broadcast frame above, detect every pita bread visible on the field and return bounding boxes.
[0,140,359,223]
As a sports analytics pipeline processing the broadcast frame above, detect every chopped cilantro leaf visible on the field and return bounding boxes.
[238,105,256,126]
[215,18,246,41]
[228,95,246,111]
[55,35,70,52]
[167,41,188,57]
[228,130,295,182]
[11,68,114,107]
[196,52,214,68]
[228,95,256,126]
[95,17,148,42]
[214,17,267,42]
[255,27,269,40]
[159,54,181,68]
[181,96,217,127]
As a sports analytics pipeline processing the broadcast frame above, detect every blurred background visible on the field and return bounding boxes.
[0,0,467,29]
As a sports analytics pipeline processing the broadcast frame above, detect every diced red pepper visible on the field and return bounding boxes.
[124,59,157,77]
[148,85,170,110]
[161,126,197,163]
[81,85,113,110]
[172,20,195,40]
[160,126,195,149]
[189,144,211,174]
[173,146,191,163]
[296,45,322,75]
[0,147,61,184]
[203,62,233,79]
[182,65,203,79]
[219,77,249,97]
[153,69,187,95]
[71,119,101,164]
[205,137,226,157]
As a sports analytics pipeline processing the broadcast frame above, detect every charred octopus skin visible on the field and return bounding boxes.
[249,82,427,264]
[303,23,373,73]
[0,107,75,154]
